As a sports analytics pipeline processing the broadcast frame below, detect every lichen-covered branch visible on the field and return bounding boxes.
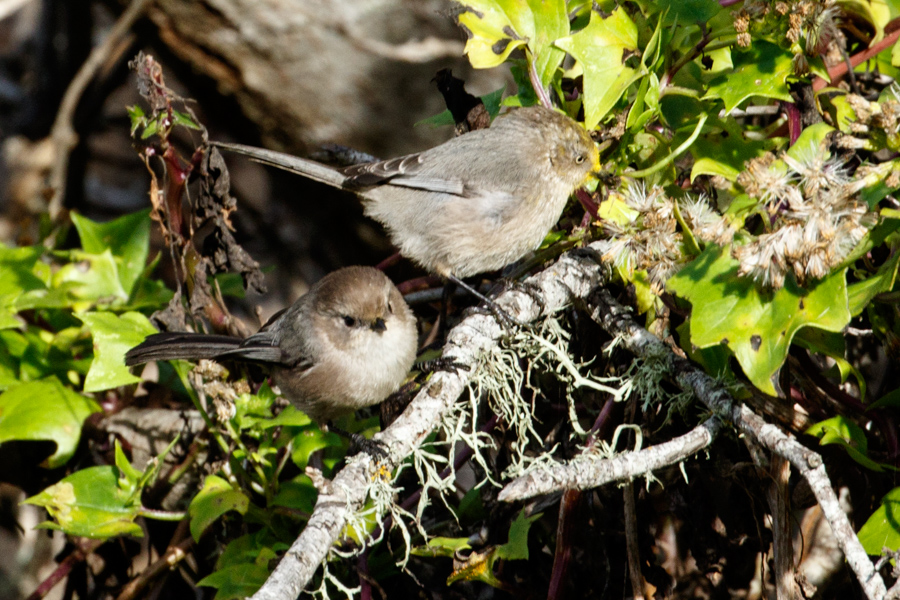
[497,417,720,501]
[582,288,887,600]
[250,245,611,600]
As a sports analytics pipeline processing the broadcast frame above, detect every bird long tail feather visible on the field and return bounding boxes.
[125,333,243,366]
[212,142,347,189]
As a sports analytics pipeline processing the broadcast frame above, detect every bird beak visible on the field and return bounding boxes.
[371,318,387,333]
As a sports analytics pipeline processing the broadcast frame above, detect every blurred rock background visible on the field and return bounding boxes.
[0,1,507,597]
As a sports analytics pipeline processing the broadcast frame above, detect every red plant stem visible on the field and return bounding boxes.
[375,251,402,271]
[812,27,900,92]
[783,102,801,146]
[25,539,105,600]
[358,551,372,600]
[546,489,582,600]
[547,396,617,599]
[576,188,599,219]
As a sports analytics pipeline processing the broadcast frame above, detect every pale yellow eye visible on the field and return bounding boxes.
[575,154,586,164]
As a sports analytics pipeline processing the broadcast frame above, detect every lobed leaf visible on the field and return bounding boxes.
[668,245,851,396]
[0,378,101,468]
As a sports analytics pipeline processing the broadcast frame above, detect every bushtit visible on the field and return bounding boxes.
[214,106,600,297]
[125,266,418,426]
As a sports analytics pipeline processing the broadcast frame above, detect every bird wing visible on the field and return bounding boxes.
[217,330,289,364]
[227,328,316,373]
[342,153,466,196]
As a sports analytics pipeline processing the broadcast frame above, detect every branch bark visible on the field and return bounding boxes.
[582,288,887,600]
[250,245,611,600]
[252,248,887,600]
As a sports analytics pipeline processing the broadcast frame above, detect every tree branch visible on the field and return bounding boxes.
[250,245,611,600]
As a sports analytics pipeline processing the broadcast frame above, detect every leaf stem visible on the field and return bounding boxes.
[627,113,708,178]
[528,50,554,109]
[139,507,187,521]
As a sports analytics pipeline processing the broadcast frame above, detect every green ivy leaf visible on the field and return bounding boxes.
[656,0,721,26]
[495,509,540,560]
[691,118,775,181]
[200,531,283,599]
[23,463,143,538]
[667,245,851,396]
[0,377,101,468]
[53,250,129,307]
[794,327,865,399]
[555,7,640,128]
[858,487,900,554]
[455,0,569,88]
[446,508,540,588]
[870,388,900,410]
[79,311,157,392]
[189,475,250,542]
[126,105,147,136]
[290,425,341,471]
[412,536,472,558]
[71,210,151,297]
[704,41,794,113]
[806,416,886,471]
[0,245,50,329]
[262,405,312,428]
[172,110,202,130]
[271,475,317,515]
[848,246,900,317]
[198,564,270,600]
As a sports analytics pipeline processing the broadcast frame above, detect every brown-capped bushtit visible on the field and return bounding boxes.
[214,106,600,295]
[125,266,418,425]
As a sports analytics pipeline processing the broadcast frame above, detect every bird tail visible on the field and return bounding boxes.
[125,332,244,366]
[212,142,347,189]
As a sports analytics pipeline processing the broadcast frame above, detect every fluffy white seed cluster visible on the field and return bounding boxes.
[733,146,876,289]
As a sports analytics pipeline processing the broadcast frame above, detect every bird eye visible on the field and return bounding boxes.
[387,302,394,314]
[342,316,356,327]
[575,154,586,164]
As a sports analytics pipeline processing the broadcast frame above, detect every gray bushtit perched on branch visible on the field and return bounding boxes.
[125,266,418,426]
[213,106,600,308]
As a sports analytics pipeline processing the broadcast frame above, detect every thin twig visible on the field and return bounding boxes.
[583,288,887,600]
[47,0,152,220]
[115,523,193,600]
[25,539,105,600]
[812,27,900,92]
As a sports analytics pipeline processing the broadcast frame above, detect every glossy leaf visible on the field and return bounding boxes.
[555,7,639,128]
[858,487,900,554]
[446,508,540,588]
[691,119,775,181]
[413,536,473,558]
[189,475,250,542]
[197,564,270,600]
[79,311,157,392]
[455,0,568,87]
[847,241,900,317]
[806,416,885,471]
[667,245,851,396]
[0,245,49,329]
[656,0,721,26]
[24,464,143,538]
[0,378,101,468]
[71,210,151,297]
[705,41,794,113]
[53,250,129,307]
